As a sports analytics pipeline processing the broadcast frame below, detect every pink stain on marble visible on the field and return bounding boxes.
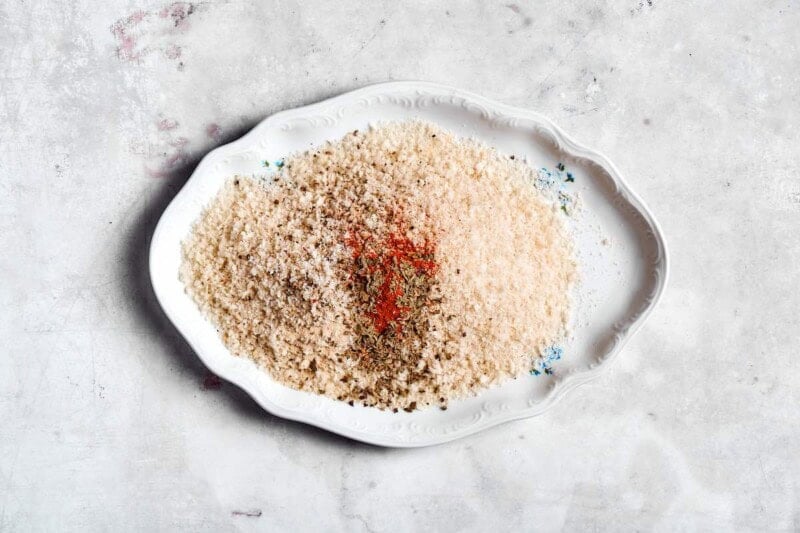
[205,123,222,141]
[110,11,147,61]
[201,372,223,391]
[145,134,190,178]
[157,118,179,131]
[164,150,189,169]
[146,167,170,178]
[169,136,189,148]
[111,3,196,63]
[146,148,189,178]
[159,2,196,30]
[164,44,182,60]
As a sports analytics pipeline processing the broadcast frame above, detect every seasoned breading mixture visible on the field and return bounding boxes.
[181,121,576,411]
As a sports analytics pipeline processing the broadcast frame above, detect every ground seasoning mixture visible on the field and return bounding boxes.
[181,121,577,411]
[346,226,438,335]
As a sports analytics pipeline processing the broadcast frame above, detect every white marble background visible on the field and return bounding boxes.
[1,0,799,530]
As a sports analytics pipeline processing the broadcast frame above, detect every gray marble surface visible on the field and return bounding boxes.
[2,0,799,530]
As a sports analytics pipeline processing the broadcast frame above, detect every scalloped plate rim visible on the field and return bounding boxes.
[149,81,669,447]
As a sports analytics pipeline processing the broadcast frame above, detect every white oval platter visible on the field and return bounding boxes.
[149,81,668,447]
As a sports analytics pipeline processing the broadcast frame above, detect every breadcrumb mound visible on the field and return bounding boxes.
[181,121,576,411]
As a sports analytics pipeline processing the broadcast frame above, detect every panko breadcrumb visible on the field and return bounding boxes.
[180,121,576,411]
